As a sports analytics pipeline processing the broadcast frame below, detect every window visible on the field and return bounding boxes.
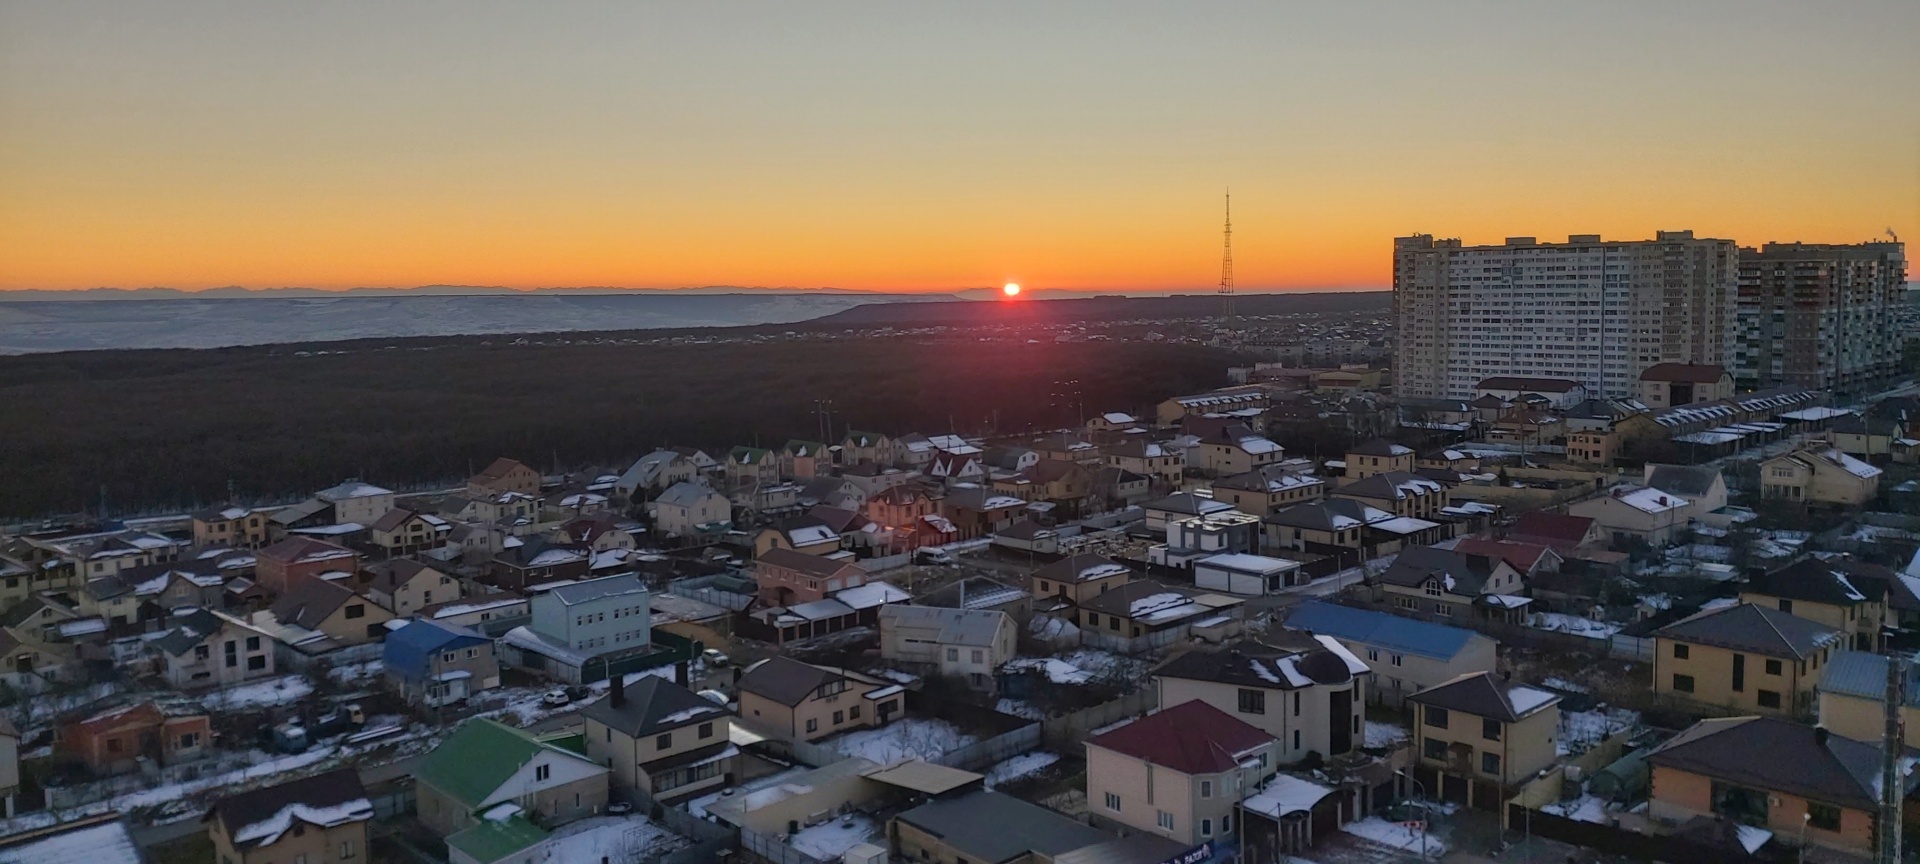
[1765,659,1782,676]
[1672,643,1689,659]
[1757,690,1781,709]
[1201,818,1213,837]
[224,641,238,667]
[107,738,124,753]
[344,604,366,619]
[833,711,844,725]
[247,655,267,671]
[1673,674,1695,693]
[1292,730,1300,750]
[246,636,261,651]
[1367,648,1380,661]
[848,705,860,720]
[1156,810,1174,831]
[1424,738,1447,759]
[1483,718,1501,741]
[1778,599,1793,614]
[806,718,819,733]
[1105,792,1121,811]
[970,649,984,664]
[179,732,200,748]
[698,722,714,739]
[1482,752,1502,775]
[1807,801,1842,831]
[1391,654,1403,666]
[535,764,550,782]
[1200,780,1212,799]
[1237,688,1266,715]
[656,733,672,749]
[946,648,958,662]
[1425,707,1449,729]
[194,644,210,660]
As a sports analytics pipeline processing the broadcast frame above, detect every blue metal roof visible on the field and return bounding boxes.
[1818,650,1920,706]
[383,620,490,682]
[1283,601,1480,661]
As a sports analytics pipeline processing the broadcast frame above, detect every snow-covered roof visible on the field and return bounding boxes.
[833,581,908,610]
[233,797,375,846]
[1613,486,1688,514]
[1372,516,1441,535]
[1195,553,1300,575]
[1242,774,1335,818]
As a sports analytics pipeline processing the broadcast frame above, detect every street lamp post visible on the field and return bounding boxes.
[1396,770,1431,861]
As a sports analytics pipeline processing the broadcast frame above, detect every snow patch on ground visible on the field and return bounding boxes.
[827,718,977,764]
[198,675,314,710]
[1542,795,1609,824]
[1558,707,1639,756]
[788,813,882,859]
[1344,816,1448,855]
[996,698,1044,720]
[1528,612,1620,639]
[983,751,1060,790]
[1363,721,1409,748]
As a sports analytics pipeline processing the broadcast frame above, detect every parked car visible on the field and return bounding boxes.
[701,648,731,668]
[541,688,571,708]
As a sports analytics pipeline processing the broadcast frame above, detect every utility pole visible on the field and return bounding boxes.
[1879,650,1906,864]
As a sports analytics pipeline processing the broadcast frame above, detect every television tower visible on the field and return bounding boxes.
[1217,189,1235,320]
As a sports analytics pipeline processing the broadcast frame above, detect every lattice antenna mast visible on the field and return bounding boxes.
[1217,189,1235,319]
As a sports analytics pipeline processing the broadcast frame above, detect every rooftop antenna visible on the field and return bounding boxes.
[1218,189,1235,321]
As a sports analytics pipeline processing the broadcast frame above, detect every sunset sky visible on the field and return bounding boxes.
[3,1,1915,294]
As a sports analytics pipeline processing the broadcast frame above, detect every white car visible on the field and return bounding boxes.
[701,648,730,668]
[540,689,571,708]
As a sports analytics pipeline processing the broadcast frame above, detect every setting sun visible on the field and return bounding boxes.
[1003,283,1021,297]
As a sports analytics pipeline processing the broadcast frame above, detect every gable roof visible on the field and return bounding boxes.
[736,656,864,707]
[210,768,371,850]
[1449,537,1558,574]
[257,536,357,566]
[1263,498,1391,532]
[1639,363,1728,383]
[416,718,599,808]
[878,605,1010,647]
[1648,716,1919,811]
[755,547,861,579]
[1087,700,1273,774]
[1338,471,1446,502]
[155,607,236,656]
[1031,553,1134,585]
[268,578,361,630]
[1645,465,1722,498]
[1154,640,1362,692]
[1143,492,1235,517]
[366,559,438,595]
[383,620,491,681]
[1653,603,1841,660]
[1506,511,1596,548]
[1348,439,1415,458]
[1377,546,1510,594]
[470,457,535,483]
[1282,601,1481,662]
[578,676,728,740]
[655,481,722,508]
[1409,671,1559,723]
[1747,558,1887,606]
[895,791,1112,863]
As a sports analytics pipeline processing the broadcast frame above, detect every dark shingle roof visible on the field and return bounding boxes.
[1653,603,1841,659]
[268,578,359,630]
[895,791,1112,863]
[1645,465,1721,498]
[1747,558,1888,606]
[209,767,370,850]
[1154,641,1358,691]
[1648,716,1918,811]
[1377,546,1505,593]
[736,656,843,707]
[755,547,861,579]
[1031,553,1133,585]
[579,676,728,739]
[1408,671,1558,723]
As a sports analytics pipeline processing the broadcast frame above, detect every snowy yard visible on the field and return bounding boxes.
[1528,612,1620,640]
[1343,816,1448,856]
[983,751,1060,790]
[1558,706,1639,755]
[544,815,687,861]
[1362,721,1408,748]
[787,813,882,860]
[1542,794,1609,824]
[197,675,314,710]
[827,718,977,764]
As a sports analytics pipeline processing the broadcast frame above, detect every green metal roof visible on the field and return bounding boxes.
[416,719,552,808]
[538,731,588,757]
[446,814,548,864]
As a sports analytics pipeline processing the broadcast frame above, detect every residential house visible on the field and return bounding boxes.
[1143,492,1237,533]
[490,539,591,591]
[467,458,543,497]
[936,485,1027,538]
[1504,511,1607,554]
[0,626,76,686]
[156,608,277,689]
[1566,427,1619,467]
[1740,558,1890,651]
[312,481,396,526]
[753,548,867,608]
[416,718,610,837]
[797,476,866,510]
[80,561,226,632]
[365,559,461,617]
[1077,581,1244,651]
[1344,440,1415,480]
[735,655,902,741]
[1028,554,1134,608]
[1374,546,1528,623]
[1568,485,1696,548]
[1759,447,1884,506]
[1643,464,1729,515]
[1154,634,1368,764]
[1103,439,1185,488]
[1210,466,1326,516]
[58,701,211,776]
[1473,376,1587,409]
[1092,466,1153,509]
[779,440,831,480]
[1085,700,1278,846]
[369,508,453,557]
[1408,672,1561,811]
[1198,424,1285,477]
[1647,716,1920,856]
[750,517,842,558]
[501,574,650,684]
[1261,499,1401,571]
[1332,471,1449,520]
[192,506,270,549]
[927,450,987,485]
[1816,650,1920,750]
[994,460,1097,519]
[614,450,698,500]
[207,768,373,864]
[892,790,1146,864]
[0,815,145,864]
[268,498,338,540]
[838,430,897,466]
[255,536,360,594]
[268,578,393,646]
[650,481,732,540]
[1030,431,1101,465]
[1088,411,1142,434]
[726,447,780,487]
[878,605,1017,689]
[1193,553,1307,595]
[1156,386,1270,426]
[1652,603,1842,715]
[383,619,500,707]
[1828,413,1907,460]
[581,676,736,804]
[1448,537,1563,583]
[416,592,530,631]
[1148,511,1264,569]
[1639,363,1735,408]
[1283,601,1499,708]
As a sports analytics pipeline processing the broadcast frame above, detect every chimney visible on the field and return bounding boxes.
[610,672,626,708]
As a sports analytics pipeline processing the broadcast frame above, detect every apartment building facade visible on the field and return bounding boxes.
[1733,241,1907,394]
[1393,231,1737,400]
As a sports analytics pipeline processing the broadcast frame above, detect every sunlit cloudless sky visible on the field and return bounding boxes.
[2,1,1916,292]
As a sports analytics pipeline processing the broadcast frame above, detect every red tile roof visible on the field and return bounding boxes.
[1086,700,1273,774]
[1505,511,1595,549]
[1451,537,1556,574]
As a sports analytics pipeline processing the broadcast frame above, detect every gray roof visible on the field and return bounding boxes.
[895,791,1113,862]
[155,608,225,656]
[736,656,853,707]
[1263,498,1382,532]
[1143,492,1234,516]
[878,605,1009,647]
[1377,546,1506,594]
[655,481,721,508]
[545,574,647,606]
[1653,603,1840,660]
[1645,465,1721,498]
[1408,671,1558,723]
[1748,558,1889,606]
[579,676,727,739]
[1648,716,1919,810]
[1154,639,1359,691]
[1818,650,1920,706]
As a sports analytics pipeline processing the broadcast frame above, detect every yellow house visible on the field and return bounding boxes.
[1331,471,1449,519]
[192,506,271,549]
[268,579,394,646]
[582,676,737,803]
[1027,553,1134,607]
[735,656,901,742]
[1210,466,1325,516]
[1343,440,1415,479]
[207,768,372,864]
[1652,603,1841,716]
[1738,558,1889,652]
[1815,649,1920,750]
[1565,429,1617,467]
[1760,447,1883,506]
[1648,716,1906,856]
[1408,671,1561,812]
[1084,700,1278,846]
[365,558,462,617]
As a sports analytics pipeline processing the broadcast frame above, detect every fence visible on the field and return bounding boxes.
[667,577,755,611]
[657,804,737,845]
[1608,633,1654,662]
[861,552,911,572]
[1080,623,1191,656]
[1041,689,1157,750]
[933,722,1042,772]
[740,827,828,864]
[1506,806,1793,864]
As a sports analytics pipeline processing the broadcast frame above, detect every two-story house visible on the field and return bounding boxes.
[1198,425,1285,477]
[191,506,270,549]
[1343,440,1415,479]
[779,440,831,480]
[156,608,277,690]
[255,536,360,595]
[312,481,396,527]
[1332,471,1449,520]
[1816,650,1920,750]
[1077,582,1243,650]
[267,579,393,646]
[1740,558,1889,651]
[735,656,903,741]
[1408,671,1561,811]
[650,481,733,539]
[1085,700,1277,847]
[383,620,501,707]
[1154,635,1368,764]
[838,430,897,467]
[1759,447,1884,506]
[1652,602,1842,716]
[416,718,609,837]
[1375,546,1528,623]
[1027,554,1135,610]
[1210,466,1325,516]
[1568,485,1697,548]
[582,676,736,804]
[207,769,373,864]
[1103,439,1185,488]
[466,458,543,498]
[878,605,1017,690]
[614,449,699,501]
[364,559,462,617]
[1283,601,1498,708]
[501,574,650,684]
[752,548,866,608]
[368,508,452,557]
[726,447,780,487]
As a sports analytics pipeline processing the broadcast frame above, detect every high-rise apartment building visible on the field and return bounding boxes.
[1393,231,1737,400]
[1733,242,1907,394]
